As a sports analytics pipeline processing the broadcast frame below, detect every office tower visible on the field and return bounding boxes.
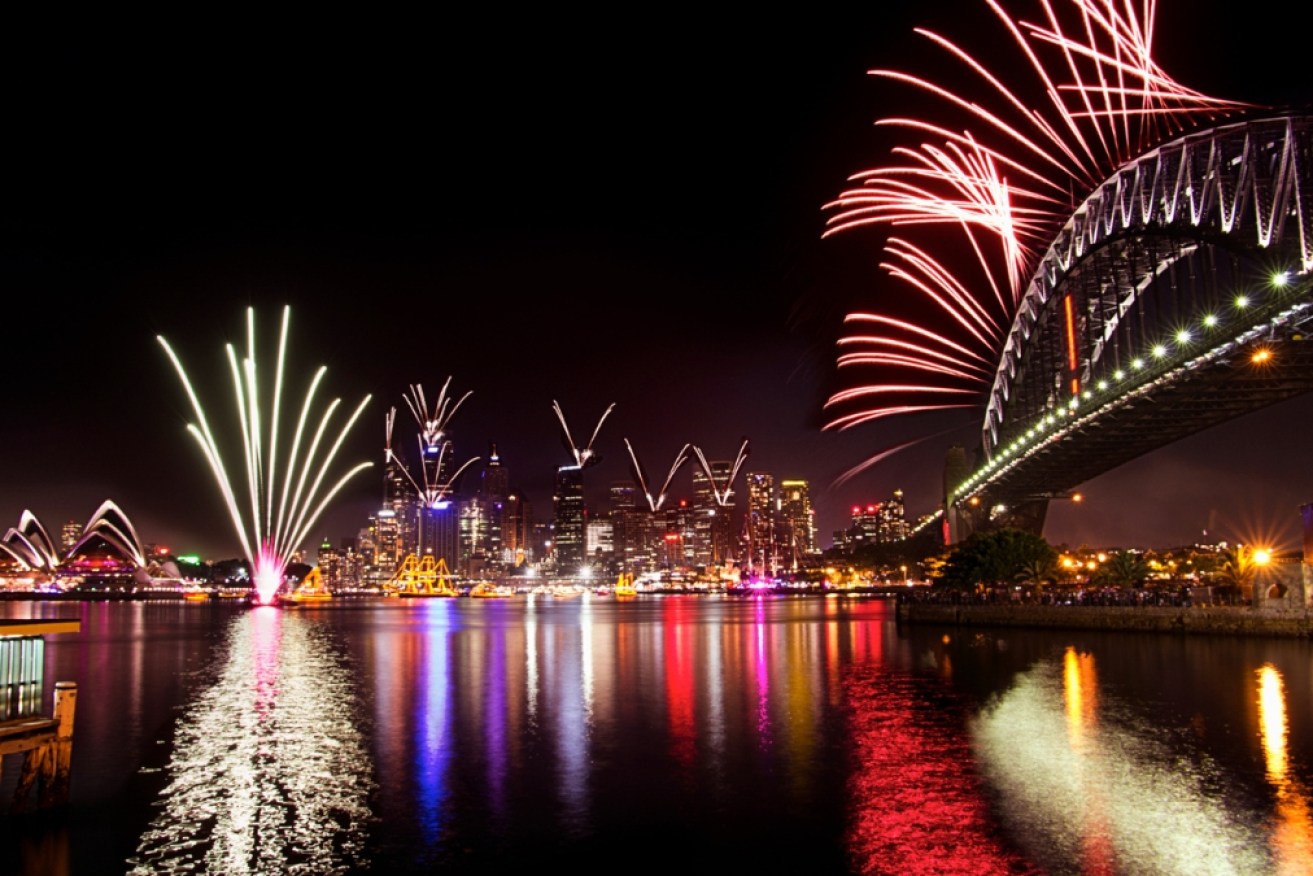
[778,479,816,567]
[61,521,83,555]
[692,461,736,567]
[849,504,881,547]
[608,481,645,573]
[585,517,614,570]
[744,472,776,574]
[552,465,586,575]
[502,492,532,566]
[316,538,343,591]
[478,443,509,568]
[878,489,910,542]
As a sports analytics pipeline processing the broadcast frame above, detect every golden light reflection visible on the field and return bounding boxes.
[1062,647,1113,873]
[1256,663,1313,873]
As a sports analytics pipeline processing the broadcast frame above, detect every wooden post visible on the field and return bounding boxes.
[10,681,76,813]
[43,682,77,808]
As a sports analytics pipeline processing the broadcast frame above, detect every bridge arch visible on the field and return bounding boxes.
[984,114,1313,458]
[947,115,1313,535]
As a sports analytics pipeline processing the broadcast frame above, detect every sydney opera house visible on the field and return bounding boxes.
[0,501,188,592]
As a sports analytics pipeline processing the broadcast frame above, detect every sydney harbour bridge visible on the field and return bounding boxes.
[947,113,1313,538]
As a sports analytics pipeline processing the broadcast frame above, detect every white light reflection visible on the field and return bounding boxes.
[972,655,1269,875]
[128,608,374,875]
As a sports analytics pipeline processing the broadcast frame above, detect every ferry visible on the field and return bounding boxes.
[469,581,513,599]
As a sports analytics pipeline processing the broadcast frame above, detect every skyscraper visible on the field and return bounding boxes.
[691,461,735,568]
[552,464,586,575]
[878,489,910,542]
[778,479,816,567]
[744,471,776,575]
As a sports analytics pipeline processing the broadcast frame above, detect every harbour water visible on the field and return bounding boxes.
[2,595,1311,875]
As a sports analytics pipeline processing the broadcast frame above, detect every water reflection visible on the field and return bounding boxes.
[973,648,1270,875]
[1256,663,1313,873]
[127,607,374,874]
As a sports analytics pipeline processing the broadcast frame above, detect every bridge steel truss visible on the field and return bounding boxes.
[954,114,1313,532]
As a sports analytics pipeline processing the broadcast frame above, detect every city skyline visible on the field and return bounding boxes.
[1,3,1310,561]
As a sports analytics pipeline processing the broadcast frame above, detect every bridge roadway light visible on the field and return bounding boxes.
[1203,314,1219,327]
[1236,295,1250,308]
[1252,347,1272,364]
[1272,271,1290,288]
[1152,344,1167,358]
[1175,329,1192,344]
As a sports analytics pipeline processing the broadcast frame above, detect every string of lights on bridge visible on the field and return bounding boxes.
[933,267,1311,523]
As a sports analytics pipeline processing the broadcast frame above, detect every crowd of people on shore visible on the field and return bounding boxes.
[896,584,1217,608]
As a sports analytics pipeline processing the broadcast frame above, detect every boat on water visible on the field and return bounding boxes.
[386,555,459,597]
[469,581,513,599]
[182,589,211,602]
[614,572,638,598]
[279,567,332,606]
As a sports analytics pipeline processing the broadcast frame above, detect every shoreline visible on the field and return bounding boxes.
[896,602,1313,638]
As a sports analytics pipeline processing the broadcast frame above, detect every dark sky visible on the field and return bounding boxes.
[2,3,1309,560]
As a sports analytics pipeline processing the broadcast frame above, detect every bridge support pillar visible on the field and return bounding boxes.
[1299,503,1313,611]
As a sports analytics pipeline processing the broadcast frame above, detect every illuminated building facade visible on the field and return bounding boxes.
[608,481,646,573]
[502,493,532,566]
[60,521,83,554]
[552,465,586,575]
[691,461,735,568]
[878,489,911,542]
[744,471,776,574]
[778,479,816,567]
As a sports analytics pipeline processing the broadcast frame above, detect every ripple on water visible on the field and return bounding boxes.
[127,609,376,875]
[971,655,1273,876]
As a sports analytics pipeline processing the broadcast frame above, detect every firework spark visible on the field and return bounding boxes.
[691,439,750,507]
[822,0,1253,462]
[624,439,691,512]
[552,400,615,469]
[158,306,373,605]
[385,379,480,509]
[403,378,472,452]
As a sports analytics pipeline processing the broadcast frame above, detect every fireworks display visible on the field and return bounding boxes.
[822,0,1252,453]
[385,379,480,509]
[691,439,750,507]
[158,306,373,605]
[624,439,691,513]
[551,400,615,469]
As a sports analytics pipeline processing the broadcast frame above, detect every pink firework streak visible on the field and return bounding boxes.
[159,306,373,605]
[822,0,1255,470]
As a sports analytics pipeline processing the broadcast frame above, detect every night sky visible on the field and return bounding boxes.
[2,3,1309,560]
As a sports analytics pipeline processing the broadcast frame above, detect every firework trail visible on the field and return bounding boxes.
[386,379,480,508]
[158,306,373,605]
[691,439,750,506]
[402,377,472,451]
[822,0,1254,463]
[552,400,615,469]
[624,439,691,512]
